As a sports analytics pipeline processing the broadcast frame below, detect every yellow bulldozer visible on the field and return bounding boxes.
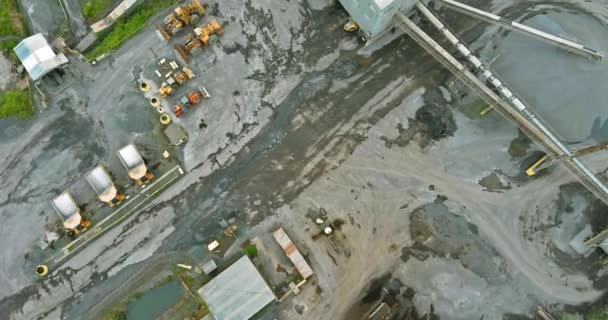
[156,0,206,41]
[174,19,224,61]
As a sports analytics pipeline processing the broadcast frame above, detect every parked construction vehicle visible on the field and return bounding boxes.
[158,67,196,97]
[51,192,90,237]
[156,0,206,41]
[85,165,125,207]
[173,86,209,117]
[117,144,154,185]
[174,19,224,61]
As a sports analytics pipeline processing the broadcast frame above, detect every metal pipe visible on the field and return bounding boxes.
[439,0,604,61]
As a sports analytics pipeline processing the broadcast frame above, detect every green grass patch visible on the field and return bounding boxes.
[0,0,27,59]
[83,0,114,20]
[458,98,490,120]
[586,306,608,320]
[85,0,178,60]
[0,0,27,38]
[0,89,35,120]
[100,309,127,320]
[0,38,19,60]
[243,244,258,258]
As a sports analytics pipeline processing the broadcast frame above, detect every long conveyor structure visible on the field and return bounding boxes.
[393,3,608,225]
[438,0,604,61]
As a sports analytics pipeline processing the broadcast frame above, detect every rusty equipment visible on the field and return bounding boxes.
[224,225,238,237]
[156,0,206,41]
[173,86,209,117]
[174,19,224,61]
[158,67,196,97]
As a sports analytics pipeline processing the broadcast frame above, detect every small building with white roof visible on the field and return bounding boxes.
[13,33,68,82]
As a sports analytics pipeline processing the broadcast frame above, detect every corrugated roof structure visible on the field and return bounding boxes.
[197,256,275,320]
[273,228,314,279]
[13,34,68,81]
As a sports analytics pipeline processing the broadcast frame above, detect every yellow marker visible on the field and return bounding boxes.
[526,154,548,176]
[480,105,493,116]
[140,82,151,92]
[160,114,171,125]
[36,265,49,277]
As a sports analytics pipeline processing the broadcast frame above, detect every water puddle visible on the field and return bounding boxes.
[126,280,182,320]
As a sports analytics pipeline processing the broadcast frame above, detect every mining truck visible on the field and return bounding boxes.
[51,192,90,236]
[117,144,154,185]
[85,165,125,207]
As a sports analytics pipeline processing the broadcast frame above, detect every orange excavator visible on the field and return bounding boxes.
[174,19,224,61]
[156,0,206,41]
[173,87,210,117]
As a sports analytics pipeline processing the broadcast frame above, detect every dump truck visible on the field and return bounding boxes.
[156,0,206,41]
[51,192,90,236]
[174,19,224,61]
[85,165,125,207]
[158,67,196,97]
[173,86,209,117]
[117,144,154,185]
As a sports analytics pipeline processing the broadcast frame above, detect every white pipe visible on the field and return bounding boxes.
[439,0,603,60]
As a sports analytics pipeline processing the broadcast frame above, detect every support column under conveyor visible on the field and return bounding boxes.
[393,4,608,209]
[438,0,604,61]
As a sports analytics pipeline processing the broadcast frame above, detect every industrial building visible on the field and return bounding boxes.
[197,256,276,320]
[13,33,68,82]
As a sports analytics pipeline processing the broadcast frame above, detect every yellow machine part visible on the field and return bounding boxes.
[526,154,548,176]
[36,265,49,277]
[344,19,359,32]
[108,193,126,207]
[136,171,155,185]
[195,19,224,46]
[224,225,238,236]
[81,218,91,228]
[160,113,172,125]
[140,82,151,92]
[159,83,173,96]
[179,0,206,21]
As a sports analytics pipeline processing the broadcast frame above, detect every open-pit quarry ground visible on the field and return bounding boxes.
[1,0,608,319]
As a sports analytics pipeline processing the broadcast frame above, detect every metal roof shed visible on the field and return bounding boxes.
[13,34,68,81]
[197,256,276,320]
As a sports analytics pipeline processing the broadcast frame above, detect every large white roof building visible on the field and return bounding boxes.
[197,256,276,320]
